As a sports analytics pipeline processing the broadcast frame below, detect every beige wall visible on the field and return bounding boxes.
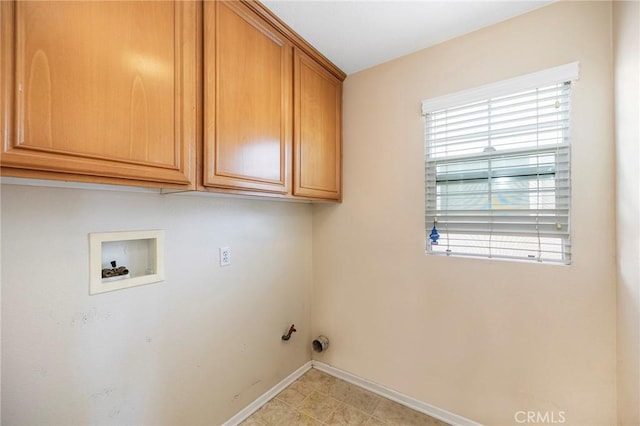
[0,184,313,425]
[614,1,640,425]
[312,2,616,425]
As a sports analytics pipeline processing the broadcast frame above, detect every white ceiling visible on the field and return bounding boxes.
[262,0,554,75]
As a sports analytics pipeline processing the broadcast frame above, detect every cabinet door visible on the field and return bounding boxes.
[293,49,342,201]
[0,1,196,186]
[204,1,292,194]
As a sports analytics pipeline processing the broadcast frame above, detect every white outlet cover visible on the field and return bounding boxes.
[220,247,231,266]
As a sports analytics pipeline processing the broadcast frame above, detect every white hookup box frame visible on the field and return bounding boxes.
[89,229,165,295]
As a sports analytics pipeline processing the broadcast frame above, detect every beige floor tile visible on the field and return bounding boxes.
[252,398,299,426]
[276,386,307,407]
[298,369,336,390]
[288,378,319,397]
[364,417,389,426]
[372,399,446,426]
[290,410,326,425]
[316,375,344,395]
[319,376,353,400]
[342,385,381,414]
[325,402,372,426]
[298,390,341,422]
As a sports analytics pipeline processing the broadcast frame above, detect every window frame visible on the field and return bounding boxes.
[422,63,579,264]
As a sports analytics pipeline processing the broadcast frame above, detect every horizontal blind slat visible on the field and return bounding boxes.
[427,85,571,117]
[429,100,570,132]
[424,81,572,264]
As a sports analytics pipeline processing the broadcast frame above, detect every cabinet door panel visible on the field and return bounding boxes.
[0,1,196,186]
[294,49,342,200]
[204,1,291,193]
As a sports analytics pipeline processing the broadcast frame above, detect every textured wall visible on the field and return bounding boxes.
[614,1,640,424]
[1,183,313,425]
[312,2,616,425]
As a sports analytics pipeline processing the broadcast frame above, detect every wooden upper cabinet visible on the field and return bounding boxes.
[294,49,342,201]
[0,1,197,187]
[1,0,344,200]
[204,1,292,194]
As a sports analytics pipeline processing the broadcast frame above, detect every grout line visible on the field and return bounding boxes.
[322,399,342,425]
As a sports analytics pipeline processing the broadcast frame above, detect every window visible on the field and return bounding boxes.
[422,63,579,264]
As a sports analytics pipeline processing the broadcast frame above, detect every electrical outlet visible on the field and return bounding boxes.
[219,247,231,266]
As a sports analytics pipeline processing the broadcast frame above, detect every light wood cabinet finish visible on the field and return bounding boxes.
[0,1,197,186]
[203,1,292,193]
[294,49,342,200]
[1,0,344,200]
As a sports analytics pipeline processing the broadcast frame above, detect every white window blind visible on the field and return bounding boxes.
[423,64,578,264]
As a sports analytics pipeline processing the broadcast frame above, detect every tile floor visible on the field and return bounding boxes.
[241,368,450,426]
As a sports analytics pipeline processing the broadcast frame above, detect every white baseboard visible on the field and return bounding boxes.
[223,361,312,426]
[312,361,482,426]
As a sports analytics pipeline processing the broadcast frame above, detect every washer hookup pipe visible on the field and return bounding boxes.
[282,324,296,341]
